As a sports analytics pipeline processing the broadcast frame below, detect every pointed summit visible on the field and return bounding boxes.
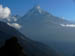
[31,5,42,14]
[24,5,43,16]
[33,5,40,9]
[23,5,52,17]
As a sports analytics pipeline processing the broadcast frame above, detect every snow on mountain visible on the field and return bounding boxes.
[60,24,75,27]
[17,5,75,56]
[0,5,75,56]
[18,5,75,42]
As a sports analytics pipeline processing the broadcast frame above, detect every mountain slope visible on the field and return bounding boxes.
[18,5,75,42]
[0,21,60,56]
[17,5,75,56]
[20,5,71,24]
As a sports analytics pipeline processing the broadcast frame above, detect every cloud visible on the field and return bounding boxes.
[60,24,75,27]
[0,5,11,18]
[0,5,21,29]
[7,23,21,29]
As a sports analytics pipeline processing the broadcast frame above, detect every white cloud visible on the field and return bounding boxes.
[7,23,21,29]
[60,24,75,27]
[0,5,21,29]
[0,5,11,18]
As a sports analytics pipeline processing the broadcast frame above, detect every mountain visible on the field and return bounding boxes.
[0,21,60,56]
[17,5,75,56]
[18,5,74,42]
[20,5,71,24]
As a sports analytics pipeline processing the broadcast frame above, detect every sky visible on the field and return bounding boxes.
[0,0,75,21]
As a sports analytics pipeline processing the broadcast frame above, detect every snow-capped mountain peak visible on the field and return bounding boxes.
[23,5,53,18]
[28,5,43,14]
[34,5,41,10]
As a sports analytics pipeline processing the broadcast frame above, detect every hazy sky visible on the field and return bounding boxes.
[0,0,75,21]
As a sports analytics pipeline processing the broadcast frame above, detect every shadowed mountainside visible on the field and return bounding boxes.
[0,36,61,56]
[0,21,61,56]
[0,37,26,56]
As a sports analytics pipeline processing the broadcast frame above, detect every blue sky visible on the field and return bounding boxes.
[0,0,75,21]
